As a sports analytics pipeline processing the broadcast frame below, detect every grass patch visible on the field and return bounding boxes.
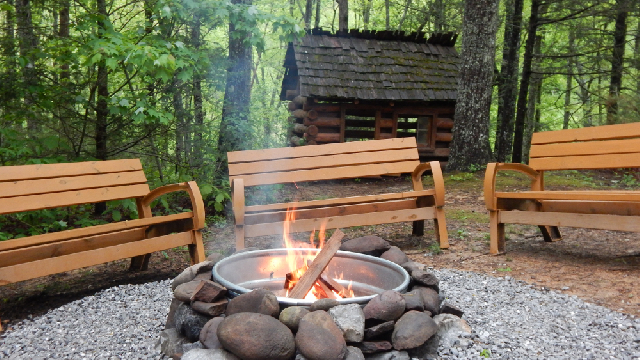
[446,209,489,223]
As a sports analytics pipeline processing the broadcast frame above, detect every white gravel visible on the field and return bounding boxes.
[0,270,638,359]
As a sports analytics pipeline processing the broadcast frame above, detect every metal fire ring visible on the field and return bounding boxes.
[212,248,410,307]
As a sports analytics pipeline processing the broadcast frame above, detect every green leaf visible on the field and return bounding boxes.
[199,184,213,197]
[106,58,117,70]
[112,210,122,221]
[215,193,224,203]
[119,98,129,107]
[175,41,184,48]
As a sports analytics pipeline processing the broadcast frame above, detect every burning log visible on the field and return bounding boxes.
[318,274,350,298]
[287,229,345,299]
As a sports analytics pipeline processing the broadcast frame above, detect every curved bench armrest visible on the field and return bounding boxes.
[484,163,543,210]
[139,181,205,229]
[412,161,445,207]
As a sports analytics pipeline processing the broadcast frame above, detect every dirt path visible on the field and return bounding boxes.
[1,173,638,331]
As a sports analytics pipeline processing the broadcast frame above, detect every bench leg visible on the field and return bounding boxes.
[235,225,245,251]
[129,254,150,271]
[539,225,562,242]
[412,220,425,236]
[489,211,505,255]
[188,229,206,264]
[433,207,449,249]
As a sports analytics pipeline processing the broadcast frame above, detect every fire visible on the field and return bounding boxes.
[282,207,354,300]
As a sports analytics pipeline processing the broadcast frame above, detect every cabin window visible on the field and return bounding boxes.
[416,116,432,146]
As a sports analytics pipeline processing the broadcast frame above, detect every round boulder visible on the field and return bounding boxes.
[415,286,440,315]
[380,246,410,265]
[224,288,279,317]
[217,312,295,360]
[296,311,347,360]
[174,302,211,342]
[309,298,339,312]
[182,348,240,360]
[199,317,224,349]
[279,306,309,332]
[340,235,391,257]
[363,290,406,321]
[392,310,438,350]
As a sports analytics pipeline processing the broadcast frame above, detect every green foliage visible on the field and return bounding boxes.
[449,172,476,181]
[480,349,491,358]
[428,242,442,255]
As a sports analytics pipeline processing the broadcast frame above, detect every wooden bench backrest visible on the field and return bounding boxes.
[0,159,150,215]
[228,138,420,187]
[529,123,640,171]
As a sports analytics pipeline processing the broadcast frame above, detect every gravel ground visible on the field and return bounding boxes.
[0,271,638,359]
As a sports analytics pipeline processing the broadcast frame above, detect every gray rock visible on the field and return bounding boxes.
[182,348,240,360]
[158,328,189,357]
[355,341,393,354]
[182,341,205,353]
[174,280,204,302]
[414,286,440,315]
[165,298,182,329]
[439,302,464,317]
[364,321,395,340]
[380,246,409,265]
[296,310,347,360]
[175,303,211,342]
[329,303,365,342]
[192,300,228,317]
[279,306,310,332]
[345,346,365,360]
[172,261,214,291]
[199,317,224,349]
[225,288,279,317]
[340,236,391,257]
[408,313,471,359]
[364,350,410,360]
[400,261,426,275]
[402,290,424,312]
[392,310,438,350]
[309,298,339,312]
[217,312,295,360]
[206,252,225,264]
[411,270,440,293]
[363,290,406,321]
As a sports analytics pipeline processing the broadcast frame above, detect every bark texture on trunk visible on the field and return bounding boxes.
[218,0,253,157]
[304,0,313,30]
[523,35,543,163]
[606,0,628,125]
[512,0,540,163]
[338,0,348,32]
[192,12,204,173]
[15,0,38,131]
[315,0,321,28]
[447,0,499,171]
[95,0,108,161]
[494,0,523,162]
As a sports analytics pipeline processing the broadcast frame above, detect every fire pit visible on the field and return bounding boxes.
[212,248,411,306]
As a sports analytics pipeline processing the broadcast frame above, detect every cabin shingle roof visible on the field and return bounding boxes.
[285,34,460,102]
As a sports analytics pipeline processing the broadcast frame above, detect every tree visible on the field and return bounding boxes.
[447,0,499,171]
[606,0,628,124]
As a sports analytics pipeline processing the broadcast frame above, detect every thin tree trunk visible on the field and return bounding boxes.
[523,35,543,163]
[635,19,640,95]
[397,0,412,31]
[192,11,204,174]
[338,0,348,32]
[315,0,321,28]
[512,0,540,164]
[447,0,499,171]
[606,0,628,125]
[433,0,444,32]
[1,0,17,107]
[363,0,372,30]
[15,0,38,133]
[494,0,523,162]
[218,0,253,158]
[563,30,575,130]
[385,0,390,30]
[304,0,313,30]
[94,0,109,215]
[59,0,70,81]
[173,78,186,170]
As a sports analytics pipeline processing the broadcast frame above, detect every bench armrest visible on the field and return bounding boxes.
[231,178,245,225]
[411,161,445,207]
[484,163,543,210]
[138,181,205,229]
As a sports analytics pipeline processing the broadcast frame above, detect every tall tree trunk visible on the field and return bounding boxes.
[218,0,253,158]
[385,0,390,30]
[1,0,17,107]
[563,30,575,130]
[15,0,38,133]
[523,35,543,163]
[493,0,523,162]
[447,0,499,171]
[363,0,372,30]
[512,0,540,163]
[315,0,321,28]
[635,19,640,95]
[338,0,348,32]
[606,0,628,125]
[191,11,204,175]
[433,0,444,32]
[59,0,70,81]
[94,0,109,215]
[397,0,412,31]
[173,78,187,170]
[304,0,313,30]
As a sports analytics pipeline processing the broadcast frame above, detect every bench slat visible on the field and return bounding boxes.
[245,207,436,238]
[246,190,434,213]
[500,211,640,233]
[540,200,640,216]
[245,199,417,225]
[0,184,151,215]
[228,137,417,163]
[529,152,640,171]
[496,190,640,201]
[0,231,193,285]
[0,212,193,252]
[231,161,420,187]
[530,137,640,159]
[530,122,640,145]
[0,159,143,182]
[0,227,147,267]
[0,171,148,198]
[228,148,418,176]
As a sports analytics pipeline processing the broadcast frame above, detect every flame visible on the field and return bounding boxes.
[282,207,352,300]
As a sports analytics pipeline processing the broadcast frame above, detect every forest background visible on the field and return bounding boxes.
[0,0,638,237]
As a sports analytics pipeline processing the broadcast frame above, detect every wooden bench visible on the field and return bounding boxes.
[227,137,449,250]
[0,159,206,285]
[484,122,640,254]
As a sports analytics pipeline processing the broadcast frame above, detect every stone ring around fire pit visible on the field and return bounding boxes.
[212,248,411,306]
